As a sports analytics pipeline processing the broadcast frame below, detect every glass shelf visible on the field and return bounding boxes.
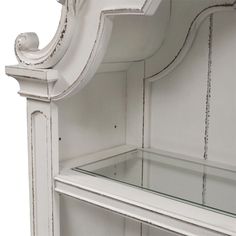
[72,148,236,217]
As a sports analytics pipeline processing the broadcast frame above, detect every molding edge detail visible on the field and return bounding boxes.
[5,65,58,101]
[146,1,236,82]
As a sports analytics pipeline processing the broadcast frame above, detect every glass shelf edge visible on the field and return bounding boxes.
[140,147,236,173]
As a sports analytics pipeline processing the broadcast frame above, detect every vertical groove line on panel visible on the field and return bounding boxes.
[142,60,146,150]
[50,104,55,236]
[31,112,36,236]
[125,71,128,145]
[141,61,146,186]
[140,60,146,236]
[202,14,213,205]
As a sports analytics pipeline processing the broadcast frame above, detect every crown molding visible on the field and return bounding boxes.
[8,0,164,100]
[5,65,58,101]
[9,0,236,100]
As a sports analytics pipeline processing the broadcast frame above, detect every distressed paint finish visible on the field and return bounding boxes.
[14,0,78,68]
[202,14,214,205]
[5,0,236,235]
[55,168,236,236]
[27,100,59,236]
[12,0,164,100]
[145,1,236,82]
[5,66,58,101]
[6,0,236,101]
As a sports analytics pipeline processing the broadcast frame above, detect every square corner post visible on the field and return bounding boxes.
[5,66,61,236]
[27,99,60,236]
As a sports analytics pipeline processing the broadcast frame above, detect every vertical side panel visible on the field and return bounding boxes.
[51,103,60,236]
[143,80,151,148]
[125,61,145,236]
[58,72,126,160]
[31,111,49,236]
[126,61,144,147]
[28,100,59,236]
[149,17,209,158]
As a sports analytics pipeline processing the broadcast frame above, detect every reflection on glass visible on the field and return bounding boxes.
[72,149,236,217]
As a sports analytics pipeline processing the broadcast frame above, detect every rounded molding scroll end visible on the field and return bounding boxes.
[15,32,39,52]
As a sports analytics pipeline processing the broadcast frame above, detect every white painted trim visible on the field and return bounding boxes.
[27,100,60,236]
[5,66,59,101]
[9,1,236,100]
[55,169,236,236]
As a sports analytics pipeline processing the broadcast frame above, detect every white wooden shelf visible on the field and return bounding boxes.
[55,146,236,236]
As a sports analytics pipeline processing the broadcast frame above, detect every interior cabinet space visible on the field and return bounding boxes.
[60,196,179,236]
[6,0,236,235]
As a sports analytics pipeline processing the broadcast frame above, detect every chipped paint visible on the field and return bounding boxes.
[202,14,213,206]
[15,0,76,68]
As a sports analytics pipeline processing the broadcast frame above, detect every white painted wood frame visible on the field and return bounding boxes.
[5,0,236,235]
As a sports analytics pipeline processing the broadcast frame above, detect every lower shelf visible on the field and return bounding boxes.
[56,145,236,236]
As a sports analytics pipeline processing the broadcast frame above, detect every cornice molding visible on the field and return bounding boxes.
[5,65,58,101]
[13,0,159,70]
[8,0,236,101]
[9,0,164,100]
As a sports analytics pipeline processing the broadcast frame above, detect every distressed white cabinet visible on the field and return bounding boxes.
[5,0,236,235]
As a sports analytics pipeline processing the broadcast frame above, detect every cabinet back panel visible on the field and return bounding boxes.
[208,12,236,165]
[60,196,180,236]
[149,16,209,157]
[203,11,236,215]
[147,11,236,213]
[58,72,126,161]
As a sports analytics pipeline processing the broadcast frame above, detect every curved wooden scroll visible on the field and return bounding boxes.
[50,0,164,100]
[12,0,163,101]
[14,0,79,68]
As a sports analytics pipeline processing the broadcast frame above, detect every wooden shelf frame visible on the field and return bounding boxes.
[55,145,236,236]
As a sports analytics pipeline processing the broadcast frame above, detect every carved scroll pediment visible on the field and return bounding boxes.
[15,0,78,68]
[7,0,236,101]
